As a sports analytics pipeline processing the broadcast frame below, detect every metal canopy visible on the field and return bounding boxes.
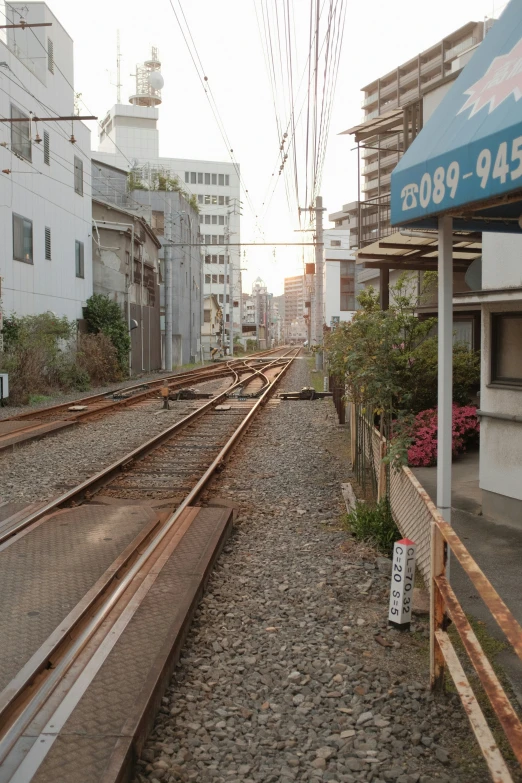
[355,231,482,271]
[341,109,403,142]
[391,0,522,231]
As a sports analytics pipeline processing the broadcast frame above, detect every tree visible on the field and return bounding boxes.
[83,294,130,372]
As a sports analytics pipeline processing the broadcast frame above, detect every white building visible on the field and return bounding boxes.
[323,228,358,327]
[0,2,92,321]
[93,50,241,350]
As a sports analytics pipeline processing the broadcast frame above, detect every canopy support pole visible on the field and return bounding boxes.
[437,215,453,528]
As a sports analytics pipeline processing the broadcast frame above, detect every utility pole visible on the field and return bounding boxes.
[164,195,173,371]
[299,197,325,366]
[315,195,324,370]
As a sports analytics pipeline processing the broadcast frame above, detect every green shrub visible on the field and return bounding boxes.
[344,499,399,555]
[83,294,130,373]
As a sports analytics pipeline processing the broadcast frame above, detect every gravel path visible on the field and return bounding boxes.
[0,375,233,505]
[134,356,493,783]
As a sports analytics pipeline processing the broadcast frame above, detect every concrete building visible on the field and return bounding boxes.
[202,294,222,356]
[91,158,203,366]
[93,49,241,351]
[92,199,161,374]
[284,275,307,343]
[322,228,358,326]
[0,2,92,322]
[272,294,285,344]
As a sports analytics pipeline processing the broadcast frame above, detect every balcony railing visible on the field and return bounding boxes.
[445,37,477,61]
[362,91,378,108]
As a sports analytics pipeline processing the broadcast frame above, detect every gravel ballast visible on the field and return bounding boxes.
[0,375,232,505]
[133,356,493,783]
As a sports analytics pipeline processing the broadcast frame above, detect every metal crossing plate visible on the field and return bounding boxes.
[0,505,159,694]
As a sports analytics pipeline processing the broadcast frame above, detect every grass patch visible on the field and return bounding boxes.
[28,394,53,405]
[307,357,327,394]
[342,498,399,555]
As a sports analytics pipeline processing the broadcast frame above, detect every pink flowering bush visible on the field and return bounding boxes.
[407,405,480,467]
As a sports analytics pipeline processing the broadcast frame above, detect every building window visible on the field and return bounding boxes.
[45,227,52,260]
[11,104,31,161]
[340,260,355,311]
[212,173,217,185]
[205,255,211,264]
[13,213,33,263]
[43,130,50,165]
[191,172,196,184]
[205,274,211,283]
[204,309,211,323]
[331,239,341,247]
[219,294,223,303]
[212,215,217,225]
[212,274,218,284]
[205,195,211,205]
[212,196,217,205]
[199,215,204,224]
[225,174,230,186]
[198,194,204,204]
[47,38,54,73]
[491,313,522,386]
[225,313,230,322]
[225,196,230,205]
[75,240,85,278]
[219,274,224,284]
[218,174,224,186]
[211,254,217,263]
[227,275,230,284]
[74,156,83,196]
[219,195,224,205]
[219,254,225,264]
[205,214,210,224]
[198,172,203,184]
[185,172,190,182]
[219,215,225,225]
[205,173,210,185]
[212,235,218,244]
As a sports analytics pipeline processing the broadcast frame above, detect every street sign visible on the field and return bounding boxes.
[388,538,416,630]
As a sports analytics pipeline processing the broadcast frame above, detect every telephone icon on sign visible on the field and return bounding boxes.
[401,183,418,211]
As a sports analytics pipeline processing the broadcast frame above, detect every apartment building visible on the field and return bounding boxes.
[323,229,359,326]
[0,2,92,321]
[284,275,307,343]
[343,21,488,256]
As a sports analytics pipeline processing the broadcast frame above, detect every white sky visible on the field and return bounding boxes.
[7,0,506,294]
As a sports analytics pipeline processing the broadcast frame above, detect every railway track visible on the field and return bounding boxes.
[0,347,284,453]
[0,347,299,783]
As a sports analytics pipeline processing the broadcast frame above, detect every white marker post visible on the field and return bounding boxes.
[388,538,416,631]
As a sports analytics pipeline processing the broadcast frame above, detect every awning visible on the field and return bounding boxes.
[391,0,522,232]
[341,109,403,141]
[355,231,482,271]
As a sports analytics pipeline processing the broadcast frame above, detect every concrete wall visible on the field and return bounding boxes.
[479,233,522,527]
[0,4,92,321]
[482,233,522,289]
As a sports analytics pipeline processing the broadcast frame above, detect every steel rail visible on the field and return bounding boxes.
[0,349,299,774]
[1,348,283,424]
[0,352,294,545]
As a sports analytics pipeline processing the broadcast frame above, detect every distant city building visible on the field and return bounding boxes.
[0,2,92,322]
[284,275,307,343]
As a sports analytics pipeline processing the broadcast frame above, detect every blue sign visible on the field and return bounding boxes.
[391,0,522,227]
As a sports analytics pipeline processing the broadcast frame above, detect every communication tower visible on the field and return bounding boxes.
[129,47,164,107]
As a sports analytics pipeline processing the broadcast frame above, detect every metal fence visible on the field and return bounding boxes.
[348,403,522,777]
[349,403,433,585]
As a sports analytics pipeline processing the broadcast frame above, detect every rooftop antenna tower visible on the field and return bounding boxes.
[116,30,122,103]
[129,46,164,107]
